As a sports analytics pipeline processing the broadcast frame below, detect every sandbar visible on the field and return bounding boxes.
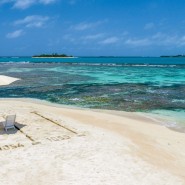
[0,75,20,86]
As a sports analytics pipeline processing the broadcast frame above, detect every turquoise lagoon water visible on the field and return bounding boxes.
[0,57,184,130]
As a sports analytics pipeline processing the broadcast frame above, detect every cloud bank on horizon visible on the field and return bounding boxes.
[1,0,185,56]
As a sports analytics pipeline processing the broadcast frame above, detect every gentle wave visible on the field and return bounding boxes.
[0,61,30,64]
[71,63,182,67]
[0,61,184,67]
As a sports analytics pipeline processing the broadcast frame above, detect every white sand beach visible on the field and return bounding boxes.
[0,75,20,86]
[0,98,185,185]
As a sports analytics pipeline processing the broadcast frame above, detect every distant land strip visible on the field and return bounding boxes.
[32,53,74,58]
[160,55,185,58]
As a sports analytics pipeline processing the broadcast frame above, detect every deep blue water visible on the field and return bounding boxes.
[0,57,184,129]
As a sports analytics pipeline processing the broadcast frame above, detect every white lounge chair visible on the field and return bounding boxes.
[3,115,16,132]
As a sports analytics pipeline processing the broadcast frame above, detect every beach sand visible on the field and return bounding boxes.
[0,98,185,185]
[0,75,20,86]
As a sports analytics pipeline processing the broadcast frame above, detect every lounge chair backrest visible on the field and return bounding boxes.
[6,115,16,126]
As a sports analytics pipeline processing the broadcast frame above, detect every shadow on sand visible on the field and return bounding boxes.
[0,122,26,135]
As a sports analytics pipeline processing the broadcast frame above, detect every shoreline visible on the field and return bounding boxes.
[1,97,184,133]
[0,98,185,184]
[0,97,170,124]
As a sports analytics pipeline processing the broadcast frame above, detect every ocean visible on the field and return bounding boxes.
[0,57,184,130]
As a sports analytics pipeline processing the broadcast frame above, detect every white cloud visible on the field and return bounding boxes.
[14,15,49,28]
[178,36,185,46]
[13,0,35,9]
[82,33,104,40]
[144,22,155,30]
[100,37,119,44]
[72,21,103,31]
[181,36,185,41]
[152,32,164,39]
[125,38,151,46]
[72,23,95,31]
[6,29,23,38]
[124,32,185,47]
[151,32,178,46]
[39,0,56,4]
[0,0,56,9]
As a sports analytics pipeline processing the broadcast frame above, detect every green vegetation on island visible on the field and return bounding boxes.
[32,53,73,58]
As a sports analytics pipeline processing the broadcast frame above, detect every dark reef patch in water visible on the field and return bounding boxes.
[0,62,184,112]
[1,82,185,112]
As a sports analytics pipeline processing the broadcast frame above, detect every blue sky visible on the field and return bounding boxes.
[1,0,185,56]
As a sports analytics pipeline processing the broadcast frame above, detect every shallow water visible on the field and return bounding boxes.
[0,57,184,128]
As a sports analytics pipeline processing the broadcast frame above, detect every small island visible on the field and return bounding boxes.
[32,53,74,58]
[160,54,185,58]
